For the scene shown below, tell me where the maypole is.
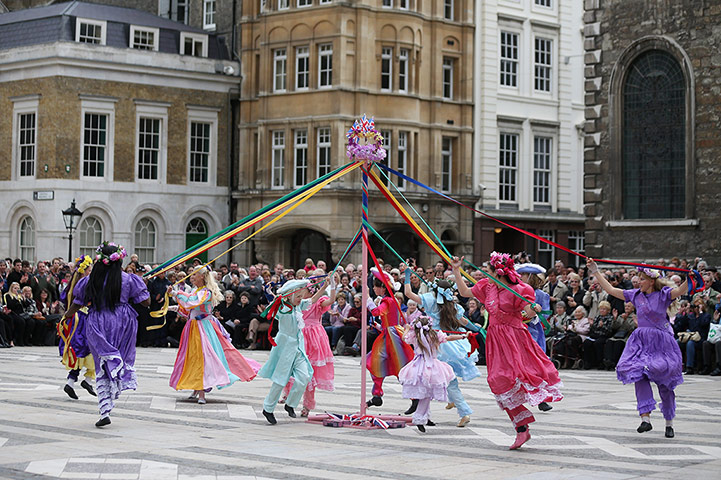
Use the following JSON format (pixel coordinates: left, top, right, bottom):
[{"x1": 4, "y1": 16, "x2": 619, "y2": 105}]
[{"x1": 360, "y1": 169, "x2": 369, "y2": 416}]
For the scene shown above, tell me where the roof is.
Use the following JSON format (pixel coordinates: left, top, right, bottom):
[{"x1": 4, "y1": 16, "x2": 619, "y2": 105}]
[{"x1": 0, "y1": 1, "x2": 227, "y2": 59}]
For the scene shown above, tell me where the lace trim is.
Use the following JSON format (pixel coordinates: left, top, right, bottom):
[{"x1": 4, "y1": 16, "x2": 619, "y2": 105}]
[
  {"x1": 95, "y1": 355, "x2": 137, "y2": 416},
  {"x1": 309, "y1": 356, "x2": 335, "y2": 367},
  {"x1": 494, "y1": 378, "x2": 564, "y2": 410},
  {"x1": 511, "y1": 408, "x2": 535, "y2": 426}
]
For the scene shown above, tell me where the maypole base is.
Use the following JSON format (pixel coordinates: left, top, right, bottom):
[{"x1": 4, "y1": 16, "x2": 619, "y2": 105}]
[{"x1": 307, "y1": 413, "x2": 412, "y2": 430}]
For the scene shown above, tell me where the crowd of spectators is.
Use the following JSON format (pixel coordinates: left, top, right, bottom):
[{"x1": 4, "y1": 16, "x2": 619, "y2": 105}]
[{"x1": 2, "y1": 253, "x2": 720, "y2": 377}]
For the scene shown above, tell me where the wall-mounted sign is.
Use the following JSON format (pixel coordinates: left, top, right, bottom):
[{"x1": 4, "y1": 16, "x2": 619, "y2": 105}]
[{"x1": 33, "y1": 191, "x2": 54, "y2": 201}]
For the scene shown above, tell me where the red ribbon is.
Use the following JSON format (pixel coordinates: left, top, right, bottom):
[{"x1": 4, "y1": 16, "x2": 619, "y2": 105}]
[{"x1": 443, "y1": 331, "x2": 480, "y2": 357}]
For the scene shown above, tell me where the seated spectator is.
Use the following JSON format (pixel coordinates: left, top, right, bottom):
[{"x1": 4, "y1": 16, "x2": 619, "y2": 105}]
[
  {"x1": 564, "y1": 273, "x2": 586, "y2": 316},
  {"x1": 295, "y1": 269, "x2": 307, "y2": 280},
  {"x1": 677, "y1": 298, "x2": 711, "y2": 374},
  {"x1": 546, "y1": 300, "x2": 570, "y2": 354},
  {"x1": 303, "y1": 258, "x2": 315, "y2": 273},
  {"x1": 701, "y1": 304, "x2": 721, "y2": 375},
  {"x1": 341, "y1": 294, "x2": 363, "y2": 355},
  {"x1": 405, "y1": 299, "x2": 422, "y2": 324},
  {"x1": 214, "y1": 290, "x2": 241, "y2": 335},
  {"x1": 36, "y1": 288, "x2": 62, "y2": 345},
  {"x1": 552, "y1": 306, "x2": 589, "y2": 369},
  {"x1": 603, "y1": 301, "x2": 637, "y2": 369},
  {"x1": 20, "y1": 285, "x2": 46, "y2": 345},
  {"x1": 325, "y1": 292, "x2": 350, "y2": 350},
  {"x1": 582, "y1": 300, "x2": 614, "y2": 369}
]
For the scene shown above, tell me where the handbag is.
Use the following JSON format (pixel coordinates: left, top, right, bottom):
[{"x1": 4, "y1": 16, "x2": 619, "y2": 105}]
[
  {"x1": 677, "y1": 331, "x2": 701, "y2": 343},
  {"x1": 708, "y1": 323, "x2": 721, "y2": 344},
  {"x1": 613, "y1": 329, "x2": 627, "y2": 339}
]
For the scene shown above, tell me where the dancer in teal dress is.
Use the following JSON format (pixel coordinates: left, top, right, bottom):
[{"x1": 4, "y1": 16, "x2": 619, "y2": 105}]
[
  {"x1": 404, "y1": 270, "x2": 480, "y2": 427},
  {"x1": 259, "y1": 278, "x2": 329, "y2": 424}
]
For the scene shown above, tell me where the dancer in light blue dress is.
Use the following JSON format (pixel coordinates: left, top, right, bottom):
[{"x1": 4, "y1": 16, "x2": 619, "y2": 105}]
[{"x1": 404, "y1": 269, "x2": 481, "y2": 427}]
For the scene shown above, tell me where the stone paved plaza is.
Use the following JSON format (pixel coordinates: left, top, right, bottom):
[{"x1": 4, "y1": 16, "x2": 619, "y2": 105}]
[{"x1": 1, "y1": 347, "x2": 720, "y2": 480}]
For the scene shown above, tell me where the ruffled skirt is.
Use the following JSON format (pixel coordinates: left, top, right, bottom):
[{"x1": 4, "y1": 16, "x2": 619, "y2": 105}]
[
  {"x1": 616, "y1": 327, "x2": 683, "y2": 390},
  {"x1": 366, "y1": 325, "x2": 414, "y2": 378},
  {"x1": 486, "y1": 322, "x2": 563, "y2": 410},
  {"x1": 170, "y1": 316, "x2": 260, "y2": 391},
  {"x1": 303, "y1": 323, "x2": 334, "y2": 391},
  {"x1": 399, "y1": 355, "x2": 455, "y2": 401}
]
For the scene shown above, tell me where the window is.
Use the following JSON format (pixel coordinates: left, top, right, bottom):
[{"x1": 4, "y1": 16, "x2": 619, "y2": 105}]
[
  {"x1": 381, "y1": 130, "x2": 391, "y2": 185},
  {"x1": 317, "y1": 127, "x2": 331, "y2": 177},
  {"x1": 294, "y1": 130, "x2": 308, "y2": 187},
  {"x1": 189, "y1": 122, "x2": 211, "y2": 183},
  {"x1": 381, "y1": 47, "x2": 393, "y2": 91},
  {"x1": 12, "y1": 96, "x2": 38, "y2": 180},
  {"x1": 272, "y1": 131, "x2": 285, "y2": 189},
  {"x1": 318, "y1": 44, "x2": 333, "y2": 88},
  {"x1": 442, "y1": 57, "x2": 454, "y2": 99},
  {"x1": 83, "y1": 113, "x2": 108, "y2": 178},
  {"x1": 180, "y1": 33, "x2": 208, "y2": 57},
  {"x1": 320, "y1": 0, "x2": 331, "y2": 3},
  {"x1": 535, "y1": 0, "x2": 551, "y2": 7},
  {"x1": 138, "y1": 118, "x2": 160, "y2": 180},
  {"x1": 80, "y1": 96, "x2": 115, "y2": 180},
  {"x1": 134, "y1": 218, "x2": 156, "y2": 264},
  {"x1": 537, "y1": 230, "x2": 555, "y2": 268},
  {"x1": 382, "y1": 0, "x2": 392, "y2": 6},
  {"x1": 187, "y1": 218, "x2": 207, "y2": 235},
  {"x1": 169, "y1": 0, "x2": 188, "y2": 23},
  {"x1": 397, "y1": 131, "x2": 407, "y2": 190},
  {"x1": 130, "y1": 26, "x2": 159, "y2": 50},
  {"x1": 298, "y1": 0, "x2": 311, "y2": 6},
  {"x1": 273, "y1": 48, "x2": 287, "y2": 92},
  {"x1": 533, "y1": 136, "x2": 552, "y2": 205},
  {"x1": 534, "y1": 37, "x2": 552, "y2": 92},
  {"x1": 399, "y1": 0, "x2": 408, "y2": 9},
  {"x1": 398, "y1": 49, "x2": 408, "y2": 92},
  {"x1": 278, "y1": 0, "x2": 289, "y2": 9},
  {"x1": 78, "y1": 217, "x2": 103, "y2": 257},
  {"x1": 76, "y1": 19, "x2": 106, "y2": 45},
  {"x1": 622, "y1": 50, "x2": 686, "y2": 219},
  {"x1": 203, "y1": 0, "x2": 216, "y2": 29},
  {"x1": 500, "y1": 31, "x2": 519, "y2": 87},
  {"x1": 568, "y1": 231, "x2": 585, "y2": 256},
  {"x1": 499, "y1": 133, "x2": 518, "y2": 202},
  {"x1": 441, "y1": 137, "x2": 452, "y2": 192},
  {"x1": 296, "y1": 46, "x2": 309, "y2": 90},
  {"x1": 19, "y1": 216, "x2": 35, "y2": 261},
  {"x1": 444, "y1": 0, "x2": 454, "y2": 20}
]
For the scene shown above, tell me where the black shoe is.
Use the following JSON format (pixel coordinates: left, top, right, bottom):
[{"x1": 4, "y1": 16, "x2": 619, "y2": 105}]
[
  {"x1": 366, "y1": 396, "x2": 383, "y2": 408},
  {"x1": 80, "y1": 380, "x2": 96, "y2": 397},
  {"x1": 685, "y1": 367, "x2": 696, "y2": 375},
  {"x1": 637, "y1": 421, "x2": 653, "y2": 433},
  {"x1": 64, "y1": 384, "x2": 79, "y2": 400},
  {"x1": 284, "y1": 404, "x2": 296, "y2": 418},
  {"x1": 710, "y1": 368, "x2": 721, "y2": 376},
  {"x1": 538, "y1": 402, "x2": 553, "y2": 412},
  {"x1": 95, "y1": 417, "x2": 111, "y2": 427},
  {"x1": 699, "y1": 367, "x2": 712, "y2": 375},
  {"x1": 404, "y1": 399, "x2": 419, "y2": 415},
  {"x1": 426, "y1": 420, "x2": 436, "y2": 426},
  {"x1": 262, "y1": 410, "x2": 277, "y2": 425},
  {"x1": 665, "y1": 426, "x2": 675, "y2": 438},
  {"x1": 416, "y1": 424, "x2": 425, "y2": 432}
]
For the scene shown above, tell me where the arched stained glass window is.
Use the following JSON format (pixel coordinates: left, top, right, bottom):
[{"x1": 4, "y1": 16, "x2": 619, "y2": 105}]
[
  {"x1": 622, "y1": 50, "x2": 685, "y2": 219},
  {"x1": 78, "y1": 217, "x2": 103, "y2": 257}
]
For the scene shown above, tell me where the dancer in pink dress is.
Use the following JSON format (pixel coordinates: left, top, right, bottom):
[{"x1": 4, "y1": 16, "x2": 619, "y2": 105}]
[
  {"x1": 282, "y1": 272, "x2": 340, "y2": 416},
  {"x1": 452, "y1": 253, "x2": 563, "y2": 449}
]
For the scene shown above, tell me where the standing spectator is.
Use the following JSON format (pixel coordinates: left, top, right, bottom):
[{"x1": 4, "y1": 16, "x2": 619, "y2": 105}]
[
  {"x1": 543, "y1": 270, "x2": 568, "y2": 309},
  {"x1": 702, "y1": 305, "x2": 721, "y2": 376},
  {"x1": 583, "y1": 275, "x2": 609, "y2": 320},
  {"x1": 679, "y1": 299, "x2": 711, "y2": 374},
  {"x1": 564, "y1": 273, "x2": 586, "y2": 316},
  {"x1": 6, "y1": 259, "x2": 24, "y2": 290},
  {"x1": 34, "y1": 261, "x2": 58, "y2": 303},
  {"x1": 603, "y1": 302, "x2": 638, "y2": 369},
  {"x1": 236, "y1": 266, "x2": 264, "y2": 307},
  {"x1": 0, "y1": 260, "x2": 9, "y2": 294},
  {"x1": 325, "y1": 293, "x2": 350, "y2": 351}
]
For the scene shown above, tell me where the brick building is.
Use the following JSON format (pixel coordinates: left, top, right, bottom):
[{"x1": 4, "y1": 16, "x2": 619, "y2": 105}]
[
  {"x1": 0, "y1": 1, "x2": 240, "y2": 263},
  {"x1": 583, "y1": 0, "x2": 721, "y2": 265},
  {"x1": 235, "y1": 1, "x2": 476, "y2": 268}
]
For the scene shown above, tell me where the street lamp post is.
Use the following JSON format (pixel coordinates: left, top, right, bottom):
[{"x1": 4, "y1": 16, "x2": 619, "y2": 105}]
[{"x1": 62, "y1": 199, "x2": 83, "y2": 262}]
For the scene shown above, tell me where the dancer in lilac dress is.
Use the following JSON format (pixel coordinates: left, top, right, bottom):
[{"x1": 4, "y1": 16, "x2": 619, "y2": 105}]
[
  {"x1": 588, "y1": 259, "x2": 687, "y2": 438},
  {"x1": 62, "y1": 242, "x2": 149, "y2": 427}
]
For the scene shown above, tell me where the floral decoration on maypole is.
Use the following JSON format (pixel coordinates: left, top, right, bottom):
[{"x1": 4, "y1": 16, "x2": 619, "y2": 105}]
[{"x1": 346, "y1": 114, "x2": 386, "y2": 163}]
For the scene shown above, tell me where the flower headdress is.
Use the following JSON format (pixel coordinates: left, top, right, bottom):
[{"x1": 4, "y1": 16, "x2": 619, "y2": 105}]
[
  {"x1": 95, "y1": 241, "x2": 127, "y2": 265},
  {"x1": 638, "y1": 267, "x2": 662, "y2": 279},
  {"x1": 74, "y1": 255, "x2": 93, "y2": 274},
  {"x1": 346, "y1": 114, "x2": 386, "y2": 163},
  {"x1": 490, "y1": 251, "x2": 521, "y2": 283}
]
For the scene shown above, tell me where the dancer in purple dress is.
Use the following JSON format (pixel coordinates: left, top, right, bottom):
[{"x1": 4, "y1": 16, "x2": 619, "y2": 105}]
[
  {"x1": 62, "y1": 242, "x2": 149, "y2": 428},
  {"x1": 588, "y1": 259, "x2": 687, "y2": 438}
]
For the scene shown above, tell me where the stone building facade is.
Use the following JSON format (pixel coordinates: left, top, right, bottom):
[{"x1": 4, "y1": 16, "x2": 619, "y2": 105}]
[
  {"x1": 473, "y1": 0, "x2": 586, "y2": 268},
  {"x1": 583, "y1": 0, "x2": 721, "y2": 265},
  {"x1": 0, "y1": 2, "x2": 240, "y2": 264},
  {"x1": 236, "y1": 0, "x2": 475, "y2": 268}
]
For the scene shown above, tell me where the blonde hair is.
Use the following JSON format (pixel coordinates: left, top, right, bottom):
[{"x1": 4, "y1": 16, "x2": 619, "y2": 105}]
[
  {"x1": 598, "y1": 300, "x2": 611, "y2": 311},
  {"x1": 191, "y1": 266, "x2": 224, "y2": 307},
  {"x1": 639, "y1": 272, "x2": 675, "y2": 292}
]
